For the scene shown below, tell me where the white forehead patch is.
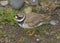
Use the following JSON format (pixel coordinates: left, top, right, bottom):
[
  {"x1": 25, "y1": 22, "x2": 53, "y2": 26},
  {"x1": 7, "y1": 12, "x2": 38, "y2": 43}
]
[{"x1": 15, "y1": 16, "x2": 18, "y2": 18}]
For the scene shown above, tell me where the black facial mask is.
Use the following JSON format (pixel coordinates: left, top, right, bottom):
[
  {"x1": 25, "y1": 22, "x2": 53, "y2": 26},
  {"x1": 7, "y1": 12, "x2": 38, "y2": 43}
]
[{"x1": 16, "y1": 15, "x2": 23, "y2": 20}]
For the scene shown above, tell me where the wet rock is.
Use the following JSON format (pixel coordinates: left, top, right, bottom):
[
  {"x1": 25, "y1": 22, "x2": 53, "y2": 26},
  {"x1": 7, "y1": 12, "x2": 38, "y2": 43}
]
[
  {"x1": 29, "y1": 0, "x2": 39, "y2": 6},
  {"x1": 0, "y1": 1, "x2": 8, "y2": 6},
  {"x1": 9, "y1": 0, "x2": 24, "y2": 9},
  {"x1": 50, "y1": 19, "x2": 59, "y2": 25}
]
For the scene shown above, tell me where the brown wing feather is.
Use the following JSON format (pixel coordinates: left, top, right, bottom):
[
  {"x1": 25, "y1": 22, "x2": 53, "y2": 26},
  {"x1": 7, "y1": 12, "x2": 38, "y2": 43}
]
[{"x1": 24, "y1": 12, "x2": 51, "y2": 26}]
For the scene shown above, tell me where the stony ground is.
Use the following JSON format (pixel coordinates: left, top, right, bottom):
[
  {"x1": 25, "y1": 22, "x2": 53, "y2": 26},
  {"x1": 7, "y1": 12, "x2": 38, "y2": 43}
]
[{"x1": 0, "y1": 23, "x2": 60, "y2": 43}]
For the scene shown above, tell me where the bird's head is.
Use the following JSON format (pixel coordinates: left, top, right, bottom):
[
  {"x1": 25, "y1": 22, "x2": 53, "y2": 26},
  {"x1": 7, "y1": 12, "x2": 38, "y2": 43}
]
[{"x1": 14, "y1": 14, "x2": 25, "y2": 22}]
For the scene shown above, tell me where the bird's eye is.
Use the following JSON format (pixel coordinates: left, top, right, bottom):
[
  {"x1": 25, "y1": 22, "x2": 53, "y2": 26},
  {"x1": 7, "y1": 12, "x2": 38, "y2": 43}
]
[
  {"x1": 15, "y1": 15, "x2": 23, "y2": 19},
  {"x1": 17, "y1": 17, "x2": 23, "y2": 20}
]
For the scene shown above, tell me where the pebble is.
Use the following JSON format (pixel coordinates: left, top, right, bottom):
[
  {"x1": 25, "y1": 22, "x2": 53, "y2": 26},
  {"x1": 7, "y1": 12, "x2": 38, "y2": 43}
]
[
  {"x1": 24, "y1": 7, "x2": 32, "y2": 14},
  {"x1": 50, "y1": 19, "x2": 59, "y2": 25},
  {"x1": 36, "y1": 38, "x2": 40, "y2": 41},
  {"x1": 9, "y1": 0, "x2": 24, "y2": 9},
  {"x1": 29, "y1": 0, "x2": 39, "y2": 5},
  {"x1": 0, "y1": 1, "x2": 8, "y2": 6}
]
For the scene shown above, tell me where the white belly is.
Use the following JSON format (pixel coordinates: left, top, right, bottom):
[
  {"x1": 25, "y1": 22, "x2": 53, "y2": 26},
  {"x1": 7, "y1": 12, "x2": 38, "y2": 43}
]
[
  {"x1": 18, "y1": 23, "x2": 33, "y2": 28},
  {"x1": 18, "y1": 22, "x2": 44, "y2": 29}
]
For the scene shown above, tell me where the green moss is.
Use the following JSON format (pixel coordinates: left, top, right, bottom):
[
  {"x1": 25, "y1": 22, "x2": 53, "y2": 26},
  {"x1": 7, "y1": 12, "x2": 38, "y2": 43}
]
[
  {"x1": 57, "y1": 34, "x2": 60, "y2": 39},
  {"x1": 0, "y1": 10, "x2": 17, "y2": 25},
  {"x1": 0, "y1": 30, "x2": 6, "y2": 35},
  {"x1": 8, "y1": 34, "x2": 15, "y2": 39},
  {"x1": 0, "y1": 10, "x2": 4, "y2": 16},
  {"x1": 33, "y1": 6, "x2": 41, "y2": 13}
]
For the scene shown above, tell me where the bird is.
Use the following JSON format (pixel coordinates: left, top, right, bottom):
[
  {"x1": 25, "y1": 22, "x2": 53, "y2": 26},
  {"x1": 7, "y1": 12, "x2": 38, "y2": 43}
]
[{"x1": 15, "y1": 12, "x2": 51, "y2": 29}]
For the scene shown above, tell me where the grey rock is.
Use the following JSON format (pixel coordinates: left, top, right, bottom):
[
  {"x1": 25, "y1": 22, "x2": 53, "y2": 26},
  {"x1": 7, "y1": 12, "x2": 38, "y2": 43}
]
[
  {"x1": 9, "y1": 0, "x2": 24, "y2": 9},
  {"x1": 50, "y1": 19, "x2": 59, "y2": 25}
]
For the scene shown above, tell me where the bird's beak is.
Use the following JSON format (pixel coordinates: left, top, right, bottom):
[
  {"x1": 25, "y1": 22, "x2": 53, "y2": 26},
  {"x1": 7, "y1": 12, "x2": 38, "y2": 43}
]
[{"x1": 13, "y1": 16, "x2": 17, "y2": 21}]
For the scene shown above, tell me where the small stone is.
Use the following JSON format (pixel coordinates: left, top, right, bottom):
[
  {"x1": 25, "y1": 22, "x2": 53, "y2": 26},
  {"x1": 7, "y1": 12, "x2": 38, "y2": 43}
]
[
  {"x1": 36, "y1": 38, "x2": 40, "y2": 41},
  {"x1": 29, "y1": 0, "x2": 39, "y2": 5},
  {"x1": 0, "y1": 1, "x2": 8, "y2": 6},
  {"x1": 9, "y1": 0, "x2": 24, "y2": 9},
  {"x1": 24, "y1": 7, "x2": 32, "y2": 14},
  {"x1": 50, "y1": 19, "x2": 59, "y2": 25}
]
